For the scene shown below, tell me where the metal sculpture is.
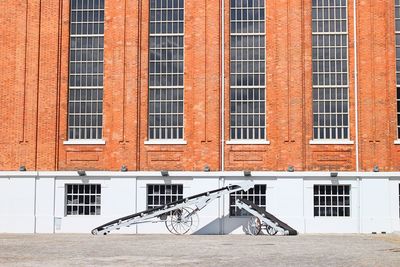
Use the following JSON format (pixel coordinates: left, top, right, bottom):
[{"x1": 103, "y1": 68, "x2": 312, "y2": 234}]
[
  {"x1": 92, "y1": 181, "x2": 254, "y2": 235},
  {"x1": 236, "y1": 198, "x2": 298, "y2": 236}
]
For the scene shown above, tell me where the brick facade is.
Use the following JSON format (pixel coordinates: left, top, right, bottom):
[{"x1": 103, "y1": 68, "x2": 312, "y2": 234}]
[{"x1": 1, "y1": 0, "x2": 399, "y2": 171}]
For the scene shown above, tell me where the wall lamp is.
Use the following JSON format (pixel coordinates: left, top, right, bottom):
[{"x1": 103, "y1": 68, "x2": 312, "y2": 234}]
[
  {"x1": 244, "y1": 170, "x2": 251, "y2": 177},
  {"x1": 19, "y1": 166, "x2": 26, "y2": 171},
  {"x1": 287, "y1": 166, "x2": 295, "y2": 172},
  {"x1": 161, "y1": 170, "x2": 169, "y2": 177},
  {"x1": 77, "y1": 170, "x2": 86, "y2": 176},
  {"x1": 373, "y1": 165, "x2": 379, "y2": 172},
  {"x1": 330, "y1": 172, "x2": 338, "y2": 178},
  {"x1": 121, "y1": 165, "x2": 128, "y2": 172},
  {"x1": 203, "y1": 165, "x2": 210, "y2": 172}
]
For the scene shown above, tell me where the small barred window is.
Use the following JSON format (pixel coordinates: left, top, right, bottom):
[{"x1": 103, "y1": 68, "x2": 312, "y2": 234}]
[
  {"x1": 65, "y1": 184, "x2": 101, "y2": 216},
  {"x1": 147, "y1": 184, "x2": 183, "y2": 209},
  {"x1": 313, "y1": 185, "x2": 350, "y2": 217}
]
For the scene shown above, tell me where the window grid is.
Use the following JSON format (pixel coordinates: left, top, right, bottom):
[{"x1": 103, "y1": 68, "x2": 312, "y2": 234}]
[
  {"x1": 313, "y1": 185, "x2": 350, "y2": 217},
  {"x1": 68, "y1": 0, "x2": 105, "y2": 140},
  {"x1": 65, "y1": 184, "x2": 101, "y2": 216},
  {"x1": 229, "y1": 184, "x2": 267, "y2": 216},
  {"x1": 395, "y1": 0, "x2": 400, "y2": 138},
  {"x1": 147, "y1": 184, "x2": 183, "y2": 209},
  {"x1": 149, "y1": 0, "x2": 184, "y2": 140},
  {"x1": 312, "y1": 0, "x2": 350, "y2": 140},
  {"x1": 230, "y1": 0, "x2": 266, "y2": 140}
]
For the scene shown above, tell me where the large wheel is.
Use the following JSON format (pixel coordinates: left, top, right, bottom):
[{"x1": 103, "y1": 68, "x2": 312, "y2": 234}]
[
  {"x1": 165, "y1": 214, "x2": 177, "y2": 234},
  {"x1": 246, "y1": 216, "x2": 262, "y2": 236},
  {"x1": 166, "y1": 207, "x2": 199, "y2": 235},
  {"x1": 266, "y1": 225, "x2": 278, "y2": 236}
]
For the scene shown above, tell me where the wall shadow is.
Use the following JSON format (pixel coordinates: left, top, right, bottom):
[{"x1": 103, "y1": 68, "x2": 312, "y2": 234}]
[{"x1": 193, "y1": 215, "x2": 249, "y2": 235}]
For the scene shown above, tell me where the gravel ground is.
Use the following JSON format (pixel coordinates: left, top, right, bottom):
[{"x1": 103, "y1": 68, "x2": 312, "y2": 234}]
[{"x1": 0, "y1": 234, "x2": 399, "y2": 266}]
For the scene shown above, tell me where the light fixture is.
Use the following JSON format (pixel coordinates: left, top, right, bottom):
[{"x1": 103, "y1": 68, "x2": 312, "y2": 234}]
[
  {"x1": 161, "y1": 170, "x2": 169, "y2": 177},
  {"x1": 19, "y1": 165, "x2": 26, "y2": 171},
  {"x1": 77, "y1": 170, "x2": 86, "y2": 176},
  {"x1": 373, "y1": 165, "x2": 379, "y2": 172},
  {"x1": 121, "y1": 165, "x2": 128, "y2": 172},
  {"x1": 203, "y1": 165, "x2": 210, "y2": 172},
  {"x1": 330, "y1": 172, "x2": 338, "y2": 178},
  {"x1": 287, "y1": 166, "x2": 294, "y2": 172},
  {"x1": 244, "y1": 170, "x2": 251, "y2": 177}
]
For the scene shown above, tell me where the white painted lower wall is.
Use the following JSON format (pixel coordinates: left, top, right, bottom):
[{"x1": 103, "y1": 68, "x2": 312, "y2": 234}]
[{"x1": 0, "y1": 171, "x2": 399, "y2": 234}]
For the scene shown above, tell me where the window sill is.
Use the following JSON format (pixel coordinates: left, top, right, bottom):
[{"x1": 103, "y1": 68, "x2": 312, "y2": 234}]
[
  {"x1": 144, "y1": 140, "x2": 187, "y2": 145},
  {"x1": 394, "y1": 140, "x2": 400, "y2": 145},
  {"x1": 226, "y1": 140, "x2": 270, "y2": 145},
  {"x1": 309, "y1": 140, "x2": 354, "y2": 145},
  {"x1": 63, "y1": 140, "x2": 106, "y2": 145}
]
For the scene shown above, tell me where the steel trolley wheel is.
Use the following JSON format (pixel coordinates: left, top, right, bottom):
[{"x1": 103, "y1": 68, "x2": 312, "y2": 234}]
[
  {"x1": 165, "y1": 207, "x2": 199, "y2": 235},
  {"x1": 246, "y1": 216, "x2": 262, "y2": 236}
]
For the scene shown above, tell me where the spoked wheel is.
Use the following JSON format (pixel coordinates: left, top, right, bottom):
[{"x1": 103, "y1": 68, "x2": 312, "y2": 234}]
[
  {"x1": 246, "y1": 216, "x2": 262, "y2": 236},
  {"x1": 266, "y1": 225, "x2": 278, "y2": 236},
  {"x1": 165, "y1": 207, "x2": 199, "y2": 235},
  {"x1": 165, "y1": 213, "x2": 175, "y2": 234}
]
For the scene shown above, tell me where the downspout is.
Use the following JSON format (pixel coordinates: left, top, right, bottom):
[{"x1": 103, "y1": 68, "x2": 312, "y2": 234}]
[
  {"x1": 136, "y1": 0, "x2": 142, "y2": 170},
  {"x1": 34, "y1": 0, "x2": 42, "y2": 170},
  {"x1": 353, "y1": 0, "x2": 360, "y2": 172},
  {"x1": 221, "y1": 0, "x2": 225, "y2": 171}
]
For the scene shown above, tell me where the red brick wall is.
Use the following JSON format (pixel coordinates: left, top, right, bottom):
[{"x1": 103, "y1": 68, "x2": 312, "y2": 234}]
[
  {"x1": 1, "y1": 0, "x2": 399, "y2": 172},
  {"x1": 357, "y1": 0, "x2": 399, "y2": 171}
]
